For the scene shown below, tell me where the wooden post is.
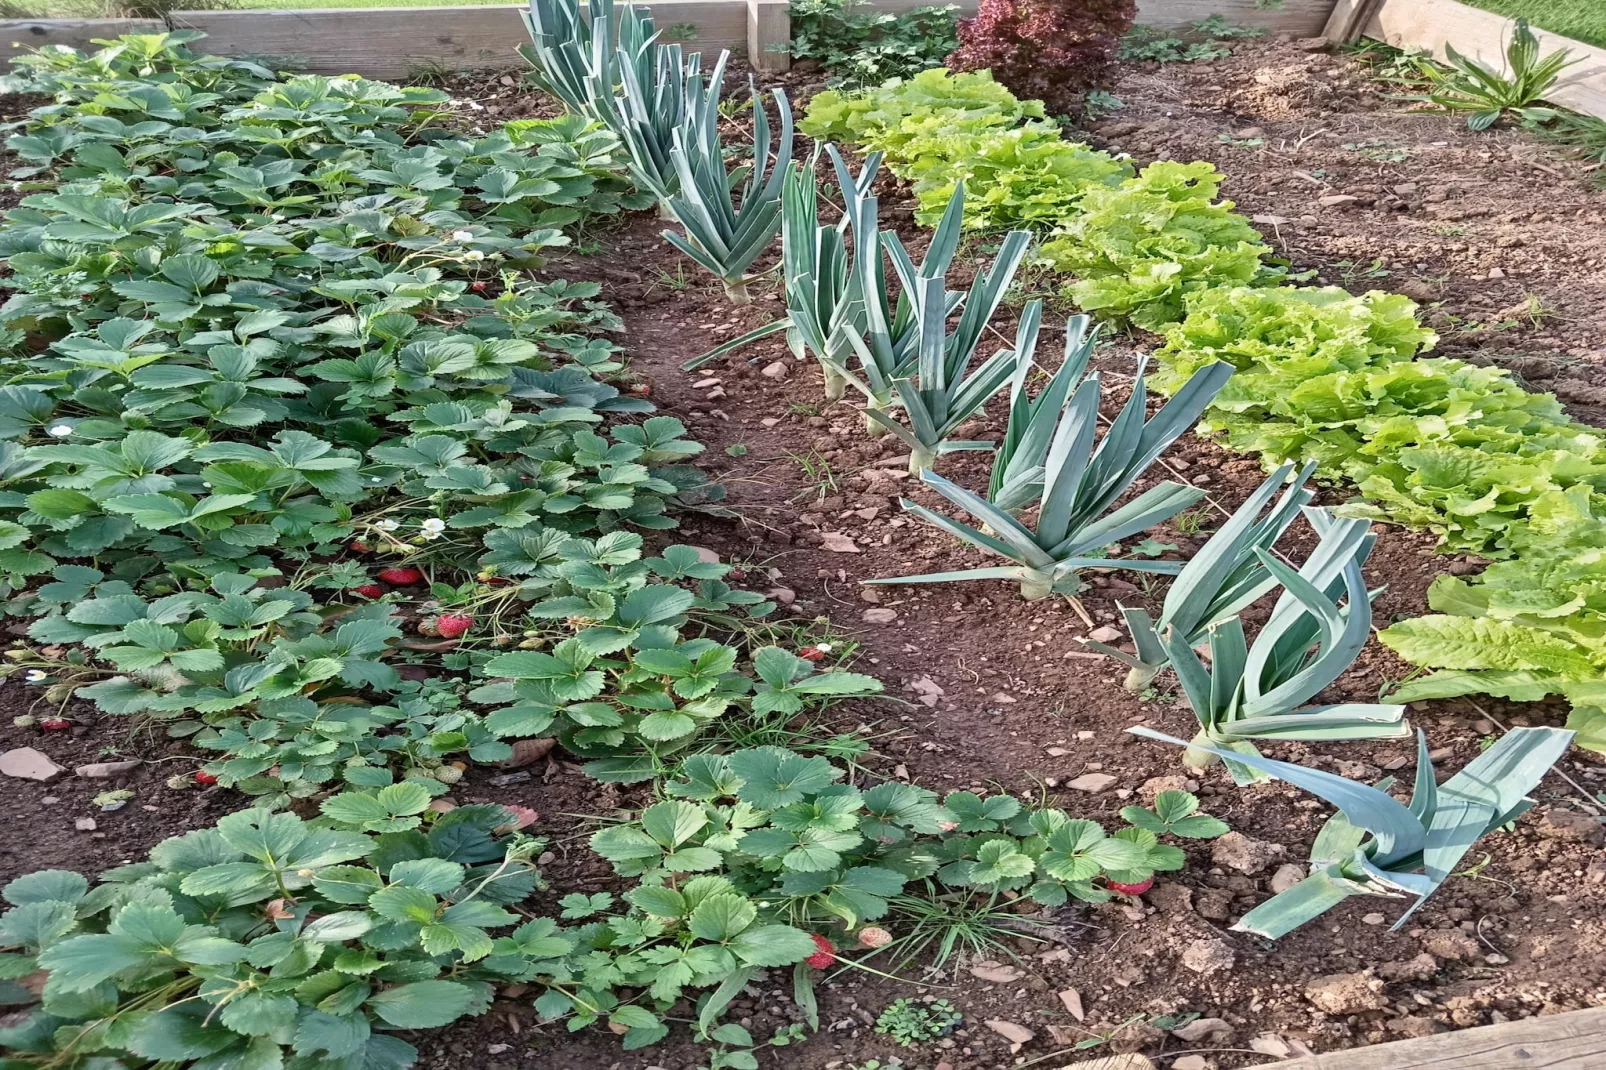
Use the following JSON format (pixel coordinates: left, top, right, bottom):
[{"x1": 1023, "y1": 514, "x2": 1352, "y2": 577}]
[
  {"x1": 747, "y1": 0, "x2": 789, "y2": 72},
  {"x1": 1323, "y1": 0, "x2": 1386, "y2": 43}
]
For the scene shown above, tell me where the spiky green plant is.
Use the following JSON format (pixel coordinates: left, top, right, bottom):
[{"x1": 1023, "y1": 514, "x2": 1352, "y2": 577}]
[
  {"x1": 520, "y1": 0, "x2": 629, "y2": 116},
  {"x1": 663, "y1": 84, "x2": 793, "y2": 302},
  {"x1": 614, "y1": 40, "x2": 725, "y2": 207},
  {"x1": 987, "y1": 304, "x2": 1076, "y2": 513},
  {"x1": 779, "y1": 146, "x2": 879, "y2": 392},
  {"x1": 1132, "y1": 724, "x2": 1574, "y2": 937},
  {"x1": 520, "y1": 0, "x2": 719, "y2": 206},
  {"x1": 857, "y1": 264, "x2": 1033, "y2": 474},
  {"x1": 840, "y1": 183, "x2": 1026, "y2": 438},
  {"x1": 866, "y1": 357, "x2": 1231, "y2": 600},
  {"x1": 1085, "y1": 461, "x2": 1317, "y2": 690},
  {"x1": 1412, "y1": 16, "x2": 1577, "y2": 130},
  {"x1": 1161, "y1": 508, "x2": 1408, "y2": 783}
]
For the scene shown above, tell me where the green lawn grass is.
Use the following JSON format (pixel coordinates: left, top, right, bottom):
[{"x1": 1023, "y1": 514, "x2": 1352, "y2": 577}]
[{"x1": 1463, "y1": 0, "x2": 1606, "y2": 51}]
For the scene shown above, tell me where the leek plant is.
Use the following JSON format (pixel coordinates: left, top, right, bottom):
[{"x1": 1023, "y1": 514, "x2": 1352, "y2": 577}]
[
  {"x1": 841, "y1": 184, "x2": 1027, "y2": 437},
  {"x1": 1162, "y1": 509, "x2": 1408, "y2": 784},
  {"x1": 986, "y1": 303, "x2": 1069, "y2": 512},
  {"x1": 680, "y1": 145, "x2": 881, "y2": 374},
  {"x1": 520, "y1": 0, "x2": 632, "y2": 117},
  {"x1": 867, "y1": 357, "x2": 1232, "y2": 600},
  {"x1": 1085, "y1": 461, "x2": 1317, "y2": 691},
  {"x1": 664, "y1": 84, "x2": 793, "y2": 302},
  {"x1": 615, "y1": 43, "x2": 725, "y2": 208},
  {"x1": 857, "y1": 270, "x2": 1032, "y2": 473},
  {"x1": 1132, "y1": 725, "x2": 1575, "y2": 937},
  {"x1": 522, "y1": 0, "x2": 722, "y2": 207},
  {"x1": 778, "y1": 147, "x2": 879, "y2": 395}
]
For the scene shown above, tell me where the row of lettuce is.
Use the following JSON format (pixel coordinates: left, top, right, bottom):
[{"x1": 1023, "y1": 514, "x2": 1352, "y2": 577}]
[
  {"x1": 798, "y1": 66, "x2": 1606, "y2": 749},
  {"x1": 0, "y1": 31, "x2": 1227, "y2": 1070}
]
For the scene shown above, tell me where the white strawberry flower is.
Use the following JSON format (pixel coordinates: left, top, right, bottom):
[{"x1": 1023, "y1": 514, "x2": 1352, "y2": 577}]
[
  {"x1": 47, "y1": 424, "x2": 72, "y2": 437},
  {"x1": 420, "y1": 518, "x2": 447, "y2": 534}
]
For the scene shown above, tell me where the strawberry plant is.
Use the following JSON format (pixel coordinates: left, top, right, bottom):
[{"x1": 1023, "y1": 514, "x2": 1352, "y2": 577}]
[{"x1": 0, "y1": 799, "x2": 551, "y2": 1070}]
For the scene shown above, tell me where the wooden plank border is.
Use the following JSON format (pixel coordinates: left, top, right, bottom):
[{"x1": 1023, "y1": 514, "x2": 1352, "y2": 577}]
[
  {"x1": 1262, "y1": 1004, "x2": 1606, "y2": 1069},
  {"x1": 0, "y1": 0, "x2": 1338, "y2": 81},
  {"x1": 1365, "y1": 0, "x2": 1606, "y2": 121}
]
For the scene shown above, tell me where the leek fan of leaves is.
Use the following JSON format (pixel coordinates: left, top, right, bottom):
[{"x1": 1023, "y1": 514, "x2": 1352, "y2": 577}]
[
  {"x1": 870, "y1": 355, "x2": 1231, "y2": 599},
  {"x1": 663, "y1": 84, "x2": 794, "y2": 301},
  {"x1": 1132, "y1": 725, "x2": 1574, "y2": 937},
  {"x1": 1163, "y1": 509, "x2": 1409, "y2": 785},
  {"x1": 1085, "y1": 461, "x2": 1316, "y2": 690}
]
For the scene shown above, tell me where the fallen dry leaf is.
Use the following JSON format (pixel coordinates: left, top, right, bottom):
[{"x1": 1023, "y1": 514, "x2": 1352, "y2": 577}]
[
  {"x1": 1057, "y1": 987, "x2": 1085, "y2": 1021},
  {"x1": 983, "y1": 1019, "x2": 1034, "y2": 1051},
  {"x1": 969, "y1": 962, "x2": 1023, "y2": 984},
  {"x1": 499, "y1": 737, "x2": 557, "y2": 769},
  {"x1": 495, "y1": 804, "x2": 539, "y2": 833},
  {"x1": 820, "y1": 532, "x2": 860, "y2": 553}
]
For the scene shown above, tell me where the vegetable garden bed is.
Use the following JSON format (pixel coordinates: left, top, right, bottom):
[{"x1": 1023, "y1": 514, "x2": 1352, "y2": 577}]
[{"x1": 0, "y1": 13, "x2": 1604, "y2": 1070}]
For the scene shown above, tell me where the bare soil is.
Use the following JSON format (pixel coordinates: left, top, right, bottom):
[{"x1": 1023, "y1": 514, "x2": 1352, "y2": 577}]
[{"x1": 3, "y1": 38, "x2": 1606, "y2": 1070}]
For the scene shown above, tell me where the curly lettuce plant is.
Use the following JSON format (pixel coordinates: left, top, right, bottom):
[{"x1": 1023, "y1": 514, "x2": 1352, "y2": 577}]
[
  {"x1": 1041, "y1": 160, "x2": 1289, "y2": 331},
  {"x1": 798, "y1": 67, "x2": 1044, "y2": 163},
  {"x1": 1380, "y1": 490, "x2": 1606, "y2": 752}
]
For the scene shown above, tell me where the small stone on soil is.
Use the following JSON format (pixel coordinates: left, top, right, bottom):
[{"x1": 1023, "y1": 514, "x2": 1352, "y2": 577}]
[
  {"x1": 0, "y1": 747, "x2": 65, "y2": 781},
  {"x1": 1066, "y1": 773, "x2": 1116, "y2": 792},
  {"x1": 1212, "y1": 831, "x2": 1286, "y2": 875},
  {"x1": 74, "y1": 760, "x2": 141, "y2": 778},
  {"x1": 1269, "y1": 862, "x2": 1306, "y2": 892},
  {"x1": 1181, "y1": 936, "x2": 1236, "y2": 975},
  {"x1": 1304, "y1": 970, "x2": 1388, "y2": 1015},
  {"x1": 860, "y1": 607, "x2": 897, "y2": 624}
]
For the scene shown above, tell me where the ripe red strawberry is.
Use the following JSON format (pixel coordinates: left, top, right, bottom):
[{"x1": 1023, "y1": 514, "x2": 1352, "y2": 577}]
[
  {"x1": 728, "y1": 568, "x2": 747, "y2": 581},
  {"x1": 1107, "y1": 876, "x2": 1154, "y2": 896},
  {"x1": 348, "y1": 540, "x2": 372, "y2": 554},
  {"x1": 194, "y1": 770, "x2": 218, "y2": 785},
  {"x1": 352, "y1": 583, "x2": 384, "y2": 599},
  {"x1": 804, "y1": 933, "x2": 836, "y2": 969},
  {"x1": 798, "y1": 646, "x2": 826, "y2": 662},
  {"x1": 377, "y1": 567, "x2": 425, "y2": 586},
  {"x1": 435, "y1": 613, "x2": 474, "y2": 639},
  {"x1": 39, "y1": 717, "x2": 71, "y2": 731},
  {"x1": 627, "y1": 382, "x2": 651, "y2": 396},
  {"x1": 471, "y1": 280, "x2": 488, "y2": 291}
]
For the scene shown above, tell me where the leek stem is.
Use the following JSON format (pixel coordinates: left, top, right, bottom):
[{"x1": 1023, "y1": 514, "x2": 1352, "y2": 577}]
[{"x1": 1019, "y1": 571, "x2": 1053, "y2": 600}]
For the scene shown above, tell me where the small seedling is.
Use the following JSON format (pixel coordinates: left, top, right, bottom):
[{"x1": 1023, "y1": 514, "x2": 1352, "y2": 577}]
[{"x1": 874, "y1": 998, "x2": 963, "y2": 1046}]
